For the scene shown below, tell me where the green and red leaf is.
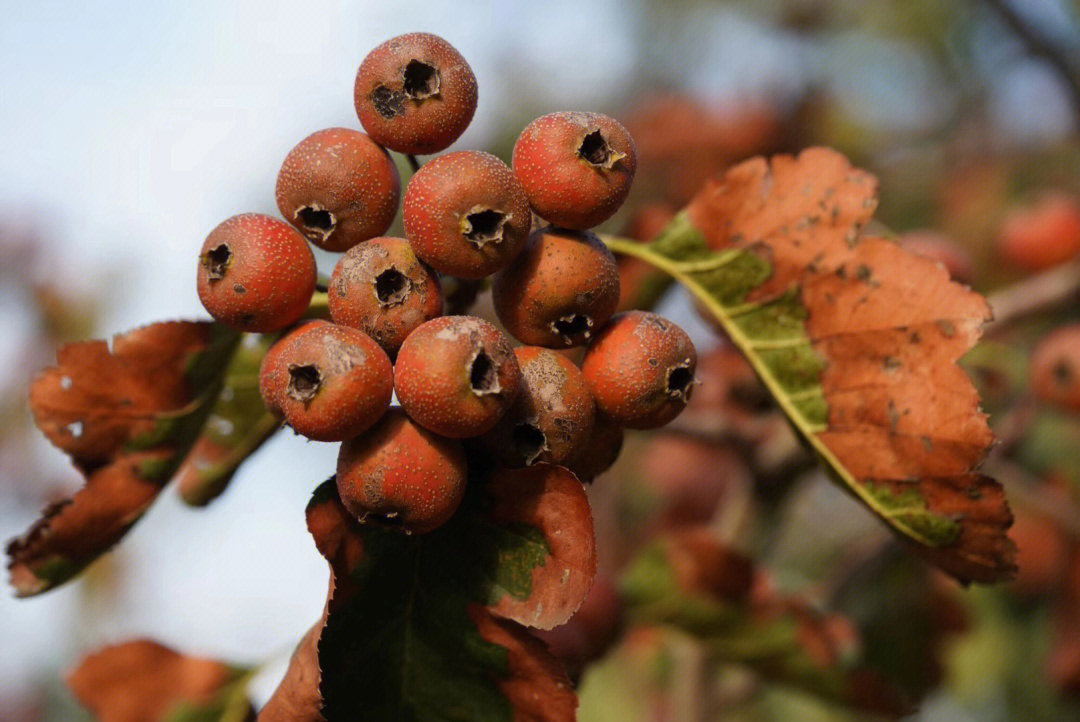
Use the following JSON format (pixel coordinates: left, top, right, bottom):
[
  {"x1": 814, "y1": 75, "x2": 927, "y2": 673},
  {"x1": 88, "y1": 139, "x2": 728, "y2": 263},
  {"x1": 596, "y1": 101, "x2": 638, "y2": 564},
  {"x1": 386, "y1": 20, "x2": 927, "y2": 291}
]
[
  {"x1": 260, "y1": 466, "x2": 594, "y2": 722},
  {"x1": 67, "y1": 639, "x2": 254, "y2": 722},
  {"x1": 176, "y1": 334, "x2": 281, "y2": 507},
  {"x1": 6, "y1": 321, "x2": 239, "y2": 595},
  {"x1": 605, "y1": 148, "x2": 1015, "y2": 584}
]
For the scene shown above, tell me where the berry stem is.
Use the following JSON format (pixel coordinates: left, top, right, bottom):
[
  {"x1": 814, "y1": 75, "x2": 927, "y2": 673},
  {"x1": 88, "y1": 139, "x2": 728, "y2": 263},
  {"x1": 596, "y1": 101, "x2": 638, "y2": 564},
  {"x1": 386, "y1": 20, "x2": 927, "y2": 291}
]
[{"x1": 984, "y1": 258, "x2": 1080, "y2": 332}]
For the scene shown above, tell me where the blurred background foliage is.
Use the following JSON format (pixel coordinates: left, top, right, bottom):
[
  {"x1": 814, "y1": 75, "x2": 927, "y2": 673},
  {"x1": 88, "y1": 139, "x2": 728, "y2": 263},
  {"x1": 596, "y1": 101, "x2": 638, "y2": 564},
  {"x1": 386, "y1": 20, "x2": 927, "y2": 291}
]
[{"x1": 3, "y1": 0, "x2": 1080, "y2": 720}]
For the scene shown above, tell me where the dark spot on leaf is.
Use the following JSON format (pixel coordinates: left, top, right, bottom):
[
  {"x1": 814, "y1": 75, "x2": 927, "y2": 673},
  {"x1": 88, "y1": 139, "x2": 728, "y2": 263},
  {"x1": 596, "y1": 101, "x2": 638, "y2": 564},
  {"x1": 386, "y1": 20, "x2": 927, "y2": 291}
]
[
  {"x1": 463, "y1": 208, "x2": 507, "y2": 248},
  {"x1": 402, "y1": 60, "x2": 440, "y2": 100},
  {"x1": 921, "y1": 435, "x2": 933, "y2": 451},
  {"x1": 883, "y1": 356, "x2": 901, "y2": 372},
  {"x1": 937, "y1": 320, "x2": 956, "y2": 338},
  {"x1": 855, "y1": 264, "x2": 872, "y2": 282},
  {"x1": 469, "y1": 350, "x2": 500, "y2": 396},
  {"x1": 287, "y1": 364, "x2": 322, "y2": 403},
  {"x1": 203, "y1": 244, "x2": 231, "y2": 281},
  {"x1": 374, "y1": 268, "x2": 410, "y2": 307},
  {"x1": 371, "y1": 86, "x2": 406, "y2": 119}
]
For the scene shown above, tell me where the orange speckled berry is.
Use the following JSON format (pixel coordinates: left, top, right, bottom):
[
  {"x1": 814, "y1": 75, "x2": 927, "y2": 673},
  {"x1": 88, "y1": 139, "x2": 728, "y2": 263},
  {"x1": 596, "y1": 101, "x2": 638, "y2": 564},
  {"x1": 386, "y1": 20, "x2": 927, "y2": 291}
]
[
  {"x1": 328, "y1": 237, "x2": 443, "y2": 355},
  {"x1": 512, "y1": 111, "x2": 637, "y2": 230},
  {"x1": 1031, "y1": 324, "x2": 1080, "y2": 412},
  {"x1": 394, "y1": 316, "x2": 521, "y2": 438},
  {"x1": 336, "y1": 407, "x2": 467, "y2": 534},
  {"x1": 581, "y1": 311, "x2": 697, "y2": 429},
  {"x1": 478, "y1": 346, "x2": 595, "y2": 468},
  {"x1": 258, "y1": 320, "x2": 393, "y2": 442},
  {"x1": 196, "y1": 213, "x2": 317, "y2": 333},
  {"x1": 403, "y1": 150, "x2": 531, "y2": 278},
  {"x1": 354, "y1": 33, "x2": 478, "y2": 155},
  {"x1": 493, "y1": 227, "x2": 620, "y2": 348},
  {"x1": 275, "y1": 128, "x2": 400, "y2": 253}
]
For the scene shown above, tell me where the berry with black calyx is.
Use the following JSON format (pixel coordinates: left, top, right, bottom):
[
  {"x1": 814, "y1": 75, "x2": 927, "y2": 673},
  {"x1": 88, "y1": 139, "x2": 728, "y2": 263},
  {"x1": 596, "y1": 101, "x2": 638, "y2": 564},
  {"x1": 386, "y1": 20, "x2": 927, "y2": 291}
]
[
  {"x1": 581, "y1": 311, "x2": 697, "y2": 429},
  {"x1": 328, "y1": 237, "x2": 443, "y2": 355},
  {"x1": 478, "y1": 346, "x2": 595, "y2": 468},
  {"x1": 336, "y1": 407, "x2": 467, "y2": 534},
  {"x1": 394, "y1": 316, "x2": 522, "y2": 438},
  {"x1": 513, "y1": 111, "x2": 637, "y2": 230},
  {"x1": 258, "y1": 320, "x2": 393, "y2": 442},
  {"x1": 1031, "y1": 324, "x2": 1080, "y2": 412},
  {"x1": 403, "y1": 150, "x2": 531, "y2": 278},
  {"x1": 275, "y1": 128, "x2": 400, "y2": 252},
  {"x1": 197, "y1": 213, "x2": 317, "y2": 333},
  {"x1": 354, "y1": 32, "x2": 478, "y2": 155},
  {"x1": 493, "y1": 227, "x2": 620, "y2": 348}
]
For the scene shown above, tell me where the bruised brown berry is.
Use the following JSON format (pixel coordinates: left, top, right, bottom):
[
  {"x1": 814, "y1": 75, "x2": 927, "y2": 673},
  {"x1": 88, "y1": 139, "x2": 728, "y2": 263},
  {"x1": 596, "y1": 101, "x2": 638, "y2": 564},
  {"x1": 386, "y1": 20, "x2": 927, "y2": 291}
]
[
  {"x1": 582, "y1": 311, "x2": 697, "y2": 429},
  {"x1": 336, "y1": 407, "x2": 467, "y2": 534},
  {"x1": 354, "y1": 33, "x2": 478, "y2": 155},
  {"x1": 196, "y1": 214, "x2": 317, "y2": 332},
  {"x1": 328, "y1": 237, "x2": 443, "y2": 355},
  {"x1": 513, "y1": 111, "x2": 637, "y2": 230},
  {"x1": 1031, "y1": 324, "x2": 1080, "y2": 412},
  {"x1": 275, "y1": 128, "x2": 400, "y2": 252},
  {"x1": 478, "y1": 346, "x2": 594, "y2": 468},
  {"x1": 258, "y1": 321, "x2": 393, "y2": 441},
  {"x1": 394, "y1": 316, "x2": 521, "y2": 438},
  {"x1": 403, "y1": 150, "x2": 531, "y2": 278},
  {"x1": 493, "y1": 228, "x2": 620, "y2": 348}
]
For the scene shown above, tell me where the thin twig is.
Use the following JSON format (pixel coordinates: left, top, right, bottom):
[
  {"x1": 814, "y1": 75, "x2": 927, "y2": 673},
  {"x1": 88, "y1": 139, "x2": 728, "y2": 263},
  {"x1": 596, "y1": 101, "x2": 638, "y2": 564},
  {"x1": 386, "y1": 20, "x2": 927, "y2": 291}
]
[
  {"x1": 984, "y1": 258, "x2": 1080, "y2": 331},
  {"x1": 982, "y1": 0, "x2": 1080, "y2": 123}
]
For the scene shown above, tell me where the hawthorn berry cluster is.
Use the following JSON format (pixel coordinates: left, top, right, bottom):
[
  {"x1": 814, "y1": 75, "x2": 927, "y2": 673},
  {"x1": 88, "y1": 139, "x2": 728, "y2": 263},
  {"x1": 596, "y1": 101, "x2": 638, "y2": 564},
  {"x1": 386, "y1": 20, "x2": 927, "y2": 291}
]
[{"x1": 195, "y1": 32, "x2": 697, "y2": 534}]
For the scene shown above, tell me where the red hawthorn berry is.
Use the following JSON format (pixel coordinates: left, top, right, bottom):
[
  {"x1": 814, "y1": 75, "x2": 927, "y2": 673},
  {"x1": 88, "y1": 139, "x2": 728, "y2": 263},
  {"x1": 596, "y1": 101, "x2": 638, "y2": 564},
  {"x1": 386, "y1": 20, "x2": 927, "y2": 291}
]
[
  {"x1": 512, "y1": 111, "x2": 637, "y2": 230},
  {"x1": 581, "y1": 311, "x2": 697, "y2": 429},
  {"x1": 328, "y1": 237, "x2": 443, "y2": 355},
  {"x1": 258, "y1": 320, "x2": 393, "y2": 442},
  {"x1": 275, "y1": 128, "x2": 400, "y2": 253},
  {"x1": 402, "y1": 150, "x2": 531, "y2": 279},
  {"x1": 196, "y1": 213, "x2": 317, "y2": 333},
  {"x1": 394, "y1": 316, "x2": 522, "y2": 438},
  {"x1": 336, "y1": 407, "x2": 467, "y2": 534},
  {"x1": 478, "y1": 346, "x2": 595, "y2": 468},
  {"x1": 492, "y1": 227, "x2": 620, "y2": 348},
  {"x1": 1008, "y1": 506, "x2": 1070, "y2": 599},
  {"x1": 1031, "y1": 324, "x2": 1080, "y2": 412},
  {"x1": 354, "y1": 32, "x2": 478, "y2": 155},
  {"x1": 997, "y1": 191, "x2": 1080, "y2": 271},
  {"x1": 565, "y1": 414, "x2": 624, "y2": 483}
]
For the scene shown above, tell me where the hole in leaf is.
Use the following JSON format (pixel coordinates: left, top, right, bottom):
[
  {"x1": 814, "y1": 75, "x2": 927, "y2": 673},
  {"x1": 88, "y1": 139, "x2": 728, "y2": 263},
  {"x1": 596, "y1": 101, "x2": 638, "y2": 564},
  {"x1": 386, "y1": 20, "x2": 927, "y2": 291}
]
[
  {"x1": 403, "y1": 60, "x2": 440, "y2": 100},
  {"x1": 374, "y1": 268, "x2": 410, "y2": 307},
  {"x1": 551, "y1": 314, "x2": 592, "y2": 341},
  {"x1": 372, "y1": 86, "x2": 406, "y2": 118},
  {"x1": 666, "y1": 365, "x2": 695, "y2": 401},
  {"x1": 203, "y1": 244, "x2": 232, "y2": 281},
  {"x1": 578, "y1": 130, "x2": 613, "y2": 167},
  {"x1": 513, "y1": 423, "x2": 548, "y2": 465},
  {"x1": 462, "y1": 209, "x2": 507, "y2": 248},
  {"x1": 297, "y1": 206, "x2": 335, "y2": 236},
  {"x1": 287, "y1": 364, "x2": 322, "y2": 403},
  {"x1": 469, "y1": 350, "x2": 500, "y2": 396}
]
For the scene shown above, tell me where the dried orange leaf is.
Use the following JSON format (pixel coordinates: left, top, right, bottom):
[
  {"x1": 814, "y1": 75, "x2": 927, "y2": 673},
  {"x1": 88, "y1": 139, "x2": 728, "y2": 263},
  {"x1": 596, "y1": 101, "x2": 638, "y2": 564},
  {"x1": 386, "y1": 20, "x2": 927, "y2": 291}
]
[
  {"x1": 67, "y1": 639, "x2": 253, "y2": 722},
  {"x1": 604, "y1": 148, "x2": 1014, "y2": 584},
  {"x1": 7, "y1": 321, "x2": 239, "y2": 595}
]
